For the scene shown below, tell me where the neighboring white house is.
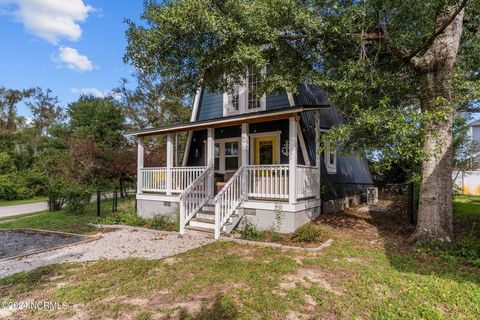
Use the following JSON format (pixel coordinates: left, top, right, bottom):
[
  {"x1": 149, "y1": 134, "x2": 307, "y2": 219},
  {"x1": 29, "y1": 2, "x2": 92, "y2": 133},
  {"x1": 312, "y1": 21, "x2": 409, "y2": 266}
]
[{"x1": 454, "y1": 119, "x2": 480, "y2": 195}]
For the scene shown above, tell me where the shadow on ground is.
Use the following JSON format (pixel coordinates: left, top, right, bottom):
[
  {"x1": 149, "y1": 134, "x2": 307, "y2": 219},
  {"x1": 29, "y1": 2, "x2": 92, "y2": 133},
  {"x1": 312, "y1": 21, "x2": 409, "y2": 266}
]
[{"x1": 314, "y1": 198, "x2": 480, "y2": 285}]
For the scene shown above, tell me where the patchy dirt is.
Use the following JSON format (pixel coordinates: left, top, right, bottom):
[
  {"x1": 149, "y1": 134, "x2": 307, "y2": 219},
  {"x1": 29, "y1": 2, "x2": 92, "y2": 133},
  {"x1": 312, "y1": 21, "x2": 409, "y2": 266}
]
[
  {"x1": 314, "y1": 200, "x2": 414, "y2": 252},
  {"x1": 280, "y1": 267, "x2": 344, "y2": 296}
]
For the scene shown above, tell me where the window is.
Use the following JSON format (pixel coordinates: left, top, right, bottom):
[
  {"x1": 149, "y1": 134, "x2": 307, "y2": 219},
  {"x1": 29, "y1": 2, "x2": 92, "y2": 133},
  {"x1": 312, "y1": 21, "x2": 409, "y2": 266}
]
[
  {"x1": 214, "y1": 143, "x2": 220, "y2": 171},
  {"x1": 325, "y1": 138, "x2": 337, "y2": 174},
  {"x1": 224, "y1": 68, "x2": 266, "y2": 116},
  {"x1": 224, "y1": 141, "x2": 239, "y2": 170},
  {"x1": 247, "y1": 68, "x2": 261, "y2": 110},
  {"x1": 207, "y1": 139, "x2": 241, "y2": 173}
]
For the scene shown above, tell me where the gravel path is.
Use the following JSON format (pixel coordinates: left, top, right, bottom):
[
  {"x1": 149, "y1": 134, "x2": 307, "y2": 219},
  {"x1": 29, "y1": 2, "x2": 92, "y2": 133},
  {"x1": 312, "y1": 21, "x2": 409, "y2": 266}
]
[{"x1": 0, "y1": 226, "x2": 214, "y2": 278}]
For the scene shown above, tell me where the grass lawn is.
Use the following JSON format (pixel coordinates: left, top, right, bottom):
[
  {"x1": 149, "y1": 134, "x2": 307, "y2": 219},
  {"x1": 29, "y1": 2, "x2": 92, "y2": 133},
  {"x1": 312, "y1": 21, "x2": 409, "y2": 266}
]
[
  {"x1": 453, "y1": 195, "x2": 480, "y2": 221},
  {"x1": 0, "y1": 197, "x2": 131, "y2": 234},
  {"x1": 0, "y1": 197, "x2": 479, "y2": 319},
  {"x1": 0, "y1": 197, "x2": 48, "y2": 207}
]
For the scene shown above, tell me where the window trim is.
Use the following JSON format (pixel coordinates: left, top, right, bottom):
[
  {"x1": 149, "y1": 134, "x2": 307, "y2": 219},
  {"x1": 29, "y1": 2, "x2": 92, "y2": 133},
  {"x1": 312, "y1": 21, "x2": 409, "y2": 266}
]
[
  {"x1": 205, "y1": 137, "x2": 241, "y2": 174},
  {"x1": 223, "y1": 68, "x2": 266, "y2": 116},
  {"x1": 321, "y1": 130, "x2": 337, "y2": 174}
]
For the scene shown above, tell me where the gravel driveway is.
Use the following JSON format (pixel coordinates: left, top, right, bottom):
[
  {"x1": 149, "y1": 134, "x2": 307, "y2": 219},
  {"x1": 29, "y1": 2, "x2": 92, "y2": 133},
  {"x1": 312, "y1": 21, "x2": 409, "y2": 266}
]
[{"x1": 0, "y1": 226, "x2": 214, "y2": 278}]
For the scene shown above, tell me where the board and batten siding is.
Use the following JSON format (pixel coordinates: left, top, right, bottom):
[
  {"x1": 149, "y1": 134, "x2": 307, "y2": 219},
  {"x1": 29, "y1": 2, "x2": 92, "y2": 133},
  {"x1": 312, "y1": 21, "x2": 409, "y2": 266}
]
[{"x1": 196, "y1": 90, "x2": 290, "y2": 121}]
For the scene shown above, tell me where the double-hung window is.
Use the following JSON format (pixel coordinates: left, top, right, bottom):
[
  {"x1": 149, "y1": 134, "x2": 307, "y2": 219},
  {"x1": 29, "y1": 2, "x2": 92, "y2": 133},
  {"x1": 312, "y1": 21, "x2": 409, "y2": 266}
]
[{"x1": 224, "y1": 68, "x2": 266, "y2": 116}]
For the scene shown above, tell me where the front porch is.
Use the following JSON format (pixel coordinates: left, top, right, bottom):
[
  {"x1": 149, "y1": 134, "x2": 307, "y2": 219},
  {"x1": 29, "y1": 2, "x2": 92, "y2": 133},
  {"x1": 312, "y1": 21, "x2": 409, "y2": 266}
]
[
  {"x1": 139, "y1": 164, "x2": 319, "y2": 201},
  {"x1": 132, "y1": 108, "x2": 322, "y2": 238}
]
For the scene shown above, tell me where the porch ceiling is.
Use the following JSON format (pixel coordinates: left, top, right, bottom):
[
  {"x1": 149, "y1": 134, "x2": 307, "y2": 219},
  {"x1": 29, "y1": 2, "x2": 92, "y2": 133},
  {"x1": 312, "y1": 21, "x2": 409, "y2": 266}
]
[{"x1": 126, "y1": 105, "x2": 328, "y2": 137}]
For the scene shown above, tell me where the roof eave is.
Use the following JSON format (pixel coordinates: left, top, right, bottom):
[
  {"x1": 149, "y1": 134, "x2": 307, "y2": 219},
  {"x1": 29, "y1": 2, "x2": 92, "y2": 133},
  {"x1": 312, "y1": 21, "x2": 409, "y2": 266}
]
[{"x1": 126, "y1": 105, "x2": 328, "y2": 137}]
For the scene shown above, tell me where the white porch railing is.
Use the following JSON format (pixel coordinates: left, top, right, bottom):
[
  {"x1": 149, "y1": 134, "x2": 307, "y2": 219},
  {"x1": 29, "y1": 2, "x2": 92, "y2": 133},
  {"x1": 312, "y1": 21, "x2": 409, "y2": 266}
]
[
  {"x1": 246, "y1": 165, "x2": 290, "y2": 199},
  {"x1": 297, "y1": 165, "x2": 319, "y2": 199},
  {"x1": 245, "y1": 164, "x2": 318, "y2": 200},
  {"x1": 140, "y1": 167, "x2": 207, "y2": 193},
  {"x1": 179, "y1": 166, "x2": 213, "y2": 234},
  {"x1": 214, "y1": 165, "x2": 246, "y2": 239}
]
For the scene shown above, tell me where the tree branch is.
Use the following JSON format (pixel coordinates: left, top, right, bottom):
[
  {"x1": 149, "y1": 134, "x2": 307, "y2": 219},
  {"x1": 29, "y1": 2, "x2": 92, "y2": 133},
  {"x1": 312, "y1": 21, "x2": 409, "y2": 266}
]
[{"x1": 405, "y1": 0, "x2": 469, "y2": 61}]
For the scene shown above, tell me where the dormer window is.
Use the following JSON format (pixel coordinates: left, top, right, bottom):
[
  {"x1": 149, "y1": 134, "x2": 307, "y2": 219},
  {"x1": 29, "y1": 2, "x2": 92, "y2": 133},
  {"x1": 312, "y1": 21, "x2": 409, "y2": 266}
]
[
  {"x1": 248, "y1": 68, "x2": 261, "y2": 110},
  {"x1": 224, "y1": 68, "x2": 266, "y2": 116}
]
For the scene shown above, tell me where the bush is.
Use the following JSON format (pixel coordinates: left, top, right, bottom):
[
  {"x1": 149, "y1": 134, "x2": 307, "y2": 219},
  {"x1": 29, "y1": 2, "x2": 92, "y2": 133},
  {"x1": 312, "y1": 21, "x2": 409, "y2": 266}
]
[
  {"x1": 148, "y1": 214, "x2": 178, "y2": 231},
  {"x1": 98, "y1": 199, "x2": 146, "y2": 227},
  {"x1": 64, "y1": 184, "x2": 92, "y2": 214},
  {"x1": 240, "y1": 220, "x2": 262, "y2": 241},
  {"x1": 98, "y1": 211, "x2": 146, "y2": 227},
  {"x1": 0, "y1": 173, "x2": 34, "y2": 200},
  {"x1": 292, "y1": 224, "x2": 323, "y2": 243}
]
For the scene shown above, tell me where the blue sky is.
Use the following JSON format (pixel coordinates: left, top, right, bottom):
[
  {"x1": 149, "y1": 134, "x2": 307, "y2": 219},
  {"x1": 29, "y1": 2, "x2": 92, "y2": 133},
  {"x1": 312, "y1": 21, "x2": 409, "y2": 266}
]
[{"x1": 0, "y1": 0, "x2": 144, "y2": 117}]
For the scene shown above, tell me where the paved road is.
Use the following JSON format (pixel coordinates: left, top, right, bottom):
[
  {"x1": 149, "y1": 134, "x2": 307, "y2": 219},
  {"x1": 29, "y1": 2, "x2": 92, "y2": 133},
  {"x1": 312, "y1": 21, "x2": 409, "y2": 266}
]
[
  {"x1": 0, "y1": 192, "x2": 133, "y2": 219},
  {"x1": 0, "y1": 201, "x2": 49, "y2": 219}
]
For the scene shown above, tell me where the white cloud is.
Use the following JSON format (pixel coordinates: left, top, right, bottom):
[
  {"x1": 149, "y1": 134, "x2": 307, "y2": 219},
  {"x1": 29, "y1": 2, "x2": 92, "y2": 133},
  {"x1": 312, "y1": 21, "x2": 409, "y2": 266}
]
[
  {"x1": 70, "y1": 87, "x2": 108, "y2": 98},
  {"x1": 1, "y1": 0, "x2": 93, "y2": 43},
  {"x1": 55, "y1": 46, "x2": 92, "y2": 72}
]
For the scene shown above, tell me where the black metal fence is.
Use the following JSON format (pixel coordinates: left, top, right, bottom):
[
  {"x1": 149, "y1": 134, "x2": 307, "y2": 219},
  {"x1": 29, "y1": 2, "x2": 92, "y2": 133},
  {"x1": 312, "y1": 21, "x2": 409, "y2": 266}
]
[{"x1": 94, "y1": 190, "x2": 136, "y2": 217}]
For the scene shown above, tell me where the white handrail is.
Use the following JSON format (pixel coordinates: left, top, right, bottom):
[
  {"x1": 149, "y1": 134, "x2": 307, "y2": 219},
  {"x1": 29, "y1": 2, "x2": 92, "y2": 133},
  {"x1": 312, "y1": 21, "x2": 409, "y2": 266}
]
[
  {"x1": 141, "y1": 166, "x2": 207, "y2": 193},
  {"x1": 246, "y1": 165, "x2": 289, "y2": 199},
  {"x1": 296, "y1": 165, "x2": 319, "y2": 199},
  {"x1": 214, "y1": 165, "x2": 246, "y2": 239},
  {"x1": 179, "y1": 166, "x2": 213, "y2": 234}
]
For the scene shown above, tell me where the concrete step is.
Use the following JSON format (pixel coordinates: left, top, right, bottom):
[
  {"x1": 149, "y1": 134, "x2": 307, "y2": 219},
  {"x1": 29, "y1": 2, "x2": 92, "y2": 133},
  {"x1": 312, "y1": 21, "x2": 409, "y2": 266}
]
[
  {"x1": 185, "y1": 225, "x2": 215, "y2": 234},
  {"x1": 189, "y1": 218, "x2": 215, "y2": 229}
]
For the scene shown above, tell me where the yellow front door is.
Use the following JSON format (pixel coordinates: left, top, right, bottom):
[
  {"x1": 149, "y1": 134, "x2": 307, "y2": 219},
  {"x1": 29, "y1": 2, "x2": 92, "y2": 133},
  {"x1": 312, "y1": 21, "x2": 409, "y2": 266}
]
[{"x1": 254, "y1": 136, "x2": 278, "y2": 165}]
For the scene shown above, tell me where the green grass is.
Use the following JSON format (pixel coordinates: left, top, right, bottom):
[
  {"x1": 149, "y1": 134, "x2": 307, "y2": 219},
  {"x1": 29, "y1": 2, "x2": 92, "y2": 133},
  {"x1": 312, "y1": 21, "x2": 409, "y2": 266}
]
[
  {"x1": 1, "y1": 236, "x2": 479, "y2": 319},
  {"x1": 0, "y1": 196, "x2": 479, "y2": 319},
  {"x1": 0, "y1": 197, "x2": 48, "y2": 207},
  {"x1": 0, "y1": 198, "x2": 125, "y2": 234},
  {"x1": 453, "y1": 195, "x2": 480, "y2": 221}
]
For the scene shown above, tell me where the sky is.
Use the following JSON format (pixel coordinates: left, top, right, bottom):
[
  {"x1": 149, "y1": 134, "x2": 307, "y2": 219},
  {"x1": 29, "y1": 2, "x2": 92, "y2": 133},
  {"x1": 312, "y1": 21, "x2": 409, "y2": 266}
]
[{"x1": 0, "y1": 0, "x2": 144, "y2": 117}]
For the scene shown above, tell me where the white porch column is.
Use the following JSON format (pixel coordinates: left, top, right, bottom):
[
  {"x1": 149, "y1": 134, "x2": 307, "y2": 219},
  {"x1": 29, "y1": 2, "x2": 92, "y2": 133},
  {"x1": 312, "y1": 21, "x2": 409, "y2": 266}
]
[
  {"x1": 207, "y1": 128, "x2": 215, "y2": 197},
  {"x1": 289, "y1": 117, "x2": 298, "y2": 204},
  {"x1": 166, "y1": 134, "x2": 174, "y2": 195},
  {"x1": 241, "y1": 123, "x2": 249, "y2": 197},
  {"x1": 137, "y1": 136, "x2": 144, "y2": 194},
  {"x1": 315, "y1": 111, "x2": 321, "y2": 199}
]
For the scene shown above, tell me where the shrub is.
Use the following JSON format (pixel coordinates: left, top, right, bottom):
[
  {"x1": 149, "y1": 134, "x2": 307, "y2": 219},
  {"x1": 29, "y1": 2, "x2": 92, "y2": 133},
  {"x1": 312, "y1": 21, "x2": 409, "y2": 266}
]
[
  {"x1": 98, "y1": 199, "x2": 146, "y2": 227},
  {"x1": 148, "y1": 214, "x2": 178, "y2": 231},
  {"x1": 240, "y1": 220, "x2": 262, "y2": 241},
  {"x1": 64, "y1": 184, "x2": 92, "y2": 214},
  {"x1": 292, "y1": 224, "x2": 323, "y2": 243},
  {"x1": 0, "y1": 173, "x2": 34, "y2": 200},
  {"x1": 98, "y1": 211, "x2": 146, "y2": 227}
]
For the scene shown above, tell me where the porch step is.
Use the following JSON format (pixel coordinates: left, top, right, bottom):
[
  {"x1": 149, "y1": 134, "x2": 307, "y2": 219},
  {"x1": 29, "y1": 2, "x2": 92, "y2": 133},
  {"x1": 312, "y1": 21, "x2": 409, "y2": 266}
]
[
  {"x1": 202, "y1": 205, "x2": 215, "y2": 212},
  {"x1": 196, "y1": 211, "x2": 215, "y2": 220},
  {"x1": 185, "y1": 225, "x2": 215, "y2": 234},
  {"x1": 189, "y1": 218, "x2": 215, "y2": 229}
]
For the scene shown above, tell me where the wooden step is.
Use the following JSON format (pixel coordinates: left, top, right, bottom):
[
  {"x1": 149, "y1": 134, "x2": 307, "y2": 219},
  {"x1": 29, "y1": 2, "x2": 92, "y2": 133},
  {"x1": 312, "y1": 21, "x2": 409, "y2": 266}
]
[
  {"x1": 189, "y1": 218, "x2": 215, "y2": 229},
  {"x1": 202, "y1": 205, "x2": 215, "y2": 212}
]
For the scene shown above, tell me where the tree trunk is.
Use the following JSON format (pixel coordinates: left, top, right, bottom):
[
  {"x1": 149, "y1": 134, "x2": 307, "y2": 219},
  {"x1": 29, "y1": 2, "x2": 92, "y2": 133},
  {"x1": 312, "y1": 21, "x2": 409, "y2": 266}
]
[
  {"x1": 413, "y1": 70, "x2": 454, "y2": 242},
  {"x1": 409, "y1": 7, "x2": 465, "y2": 243}
]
